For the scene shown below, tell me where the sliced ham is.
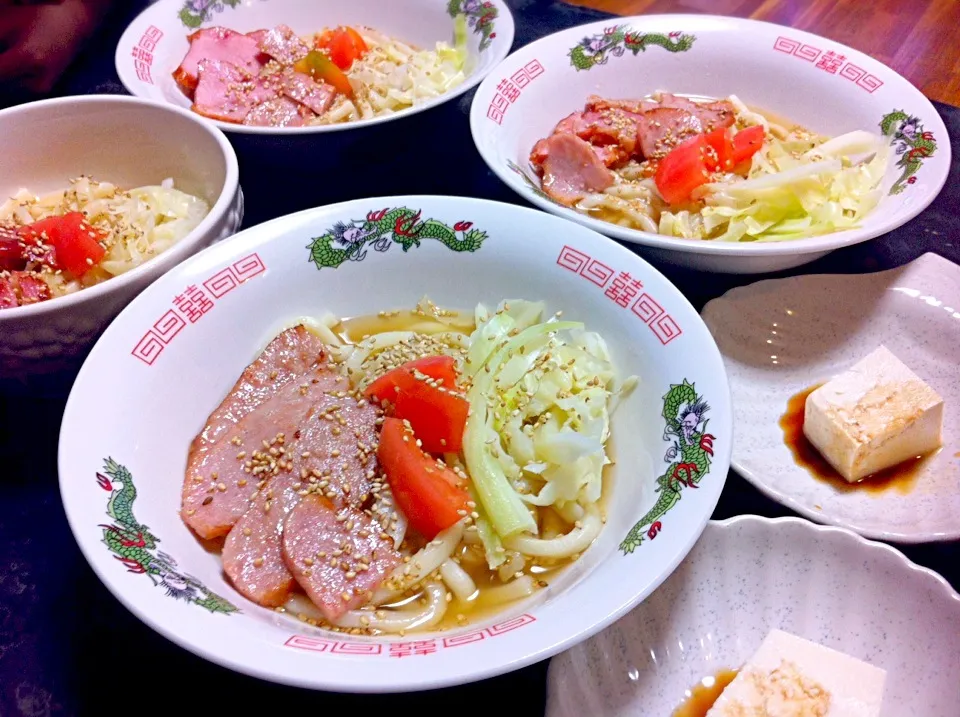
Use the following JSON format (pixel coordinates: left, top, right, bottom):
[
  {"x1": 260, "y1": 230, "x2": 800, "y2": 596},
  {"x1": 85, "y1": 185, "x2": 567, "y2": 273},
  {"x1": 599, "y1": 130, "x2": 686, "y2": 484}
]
[
  {"x1": 282, "y1": 495, "x2": 401, "y2": 622},
  {"x1": 0, "y1": 276, "x2": 17, "y2": 309},
  {"x1": 656, "y1": 93, "x2": 736, "y2": 132},
  {"x1": 187, "y1": 325, "x2": 325, "y2": 460},
  {"x1": 182, "y1": 326, "x2": 325, "y2": 538},
  {"x1": 173, "y1": 27, "x2": 263, "y2": 98},
  {"x1": 257, "y1": 24, "x2": 310, "y2": 66},
  {"x1": 192, "y1": 59, "x2": 278, "y2": 123},
  {"x1": 242, "y1": 97, "x2": 309, "y2": 127},
  {"x1": 219, "y1": 366, "x2": 382, "y2": 607},
  {"x1": 245, "y1": 29, "x2": 271, "y2": 47},
  {"x1": 532, "y1": 112, "x2": 631, "y2": 169},
  {"x1": 0, "y1": 271, "x2": 50, "y2": 309},
  {"x1": 538, "y1": 133, "x2": 615, "y2": 206},
  {"x1": 183, "y1": 361, "x2": 378, "y2": 539},
  {"x1": 282, "y1": 72, "x2": 335, "y2": 115},
  {"x1": 0, "y1": 226, "x2": 24, "y2": 271},
  {"x1": 15, "y1": 273, "x2": 49, "y2": 304},
  {"x1": 221, "y1": 471, "x2": 302, "y2": 606},
  {"x1": 636, "y1": 107, "x2": 704, "y2": 160}
]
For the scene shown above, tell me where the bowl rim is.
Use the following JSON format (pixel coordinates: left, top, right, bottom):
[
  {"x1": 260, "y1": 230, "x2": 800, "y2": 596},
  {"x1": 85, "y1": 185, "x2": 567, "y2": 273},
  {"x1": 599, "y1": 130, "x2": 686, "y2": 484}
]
[
  {"x1": 469, "y1": 12, "x2": 952, "y2": 257},
  {"x1": 710, "y1": 515, "x2": 960, "y2": 599},
  {"x1": 0, "y1": 94, "x2": 240, "y2": 321},
  {"x1": 114, "y1": 0, "x2": 516, "y2": 136},
  {"x1": 58, "y1": 194, "x2": 734, "y2": 692}
]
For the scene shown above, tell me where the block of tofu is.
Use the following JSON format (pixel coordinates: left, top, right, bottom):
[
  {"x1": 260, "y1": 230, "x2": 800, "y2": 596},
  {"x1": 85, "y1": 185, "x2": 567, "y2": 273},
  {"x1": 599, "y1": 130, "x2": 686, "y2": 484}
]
[
  {"x1": 706, "y1": 629, "x2": 886, "y2": 717},
  {"x1": 803, "y1": 345, "x2": 943, "y2": 482}
]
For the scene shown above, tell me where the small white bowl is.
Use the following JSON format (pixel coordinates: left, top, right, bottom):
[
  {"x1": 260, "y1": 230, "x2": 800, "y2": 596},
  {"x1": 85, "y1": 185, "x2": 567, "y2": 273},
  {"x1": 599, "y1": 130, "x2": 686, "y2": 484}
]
[
  {"x1": 471, "y1": 14, "x2": 950, "y2": 274},
  {"x1": 545, "y1": 516, "x2": 960, "y2": 717},
  {"x1": 116, "y1": 0, "x2": 514, "y2": 136},
  {"x1": 58, "y1": 196, "x2": 731, "y2": 692},
  {"x1": 701, "y1": 252, "x2": 960, "y2": 543},
  {"x1": 0, "y1": 95, "x2": 242, "y2": 381}
]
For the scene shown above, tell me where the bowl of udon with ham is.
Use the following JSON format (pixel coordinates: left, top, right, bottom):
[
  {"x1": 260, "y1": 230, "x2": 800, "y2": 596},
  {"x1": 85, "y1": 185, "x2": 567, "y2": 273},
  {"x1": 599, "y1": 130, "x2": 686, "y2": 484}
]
[
  {"x1": 59, "y1": 196, "x2": 731, "y2": 691},
  {"x1": 116, "y1": 0, "x2": 514, "y2": 135},
  {"x1": 471, "y1": 14, "x2": 950, "y2": 274}
]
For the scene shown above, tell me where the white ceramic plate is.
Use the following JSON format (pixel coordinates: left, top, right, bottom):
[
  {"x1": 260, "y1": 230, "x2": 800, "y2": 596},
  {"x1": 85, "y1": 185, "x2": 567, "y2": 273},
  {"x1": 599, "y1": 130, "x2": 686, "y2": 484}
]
[
  {"x1": 58, "y1": 196, "x2": 731, "y2": 692},
  {"x1": 545, "y1": 515, "x2": 960, "y2": 717},
  {"x1": 116, "y1": 0, "x2": 513, "y2": 135},
  {"x1": 470, "y1": 14, "x2": 950, "y2": 274},
  {"x1": 701, "y1": 253, "x2": 960, "y2": 542}
]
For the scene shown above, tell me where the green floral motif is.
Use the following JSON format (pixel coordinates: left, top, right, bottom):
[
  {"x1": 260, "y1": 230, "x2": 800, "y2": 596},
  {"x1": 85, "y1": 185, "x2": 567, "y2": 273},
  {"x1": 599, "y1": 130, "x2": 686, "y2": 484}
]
[
  {"x1": 178, "y1": 0, "x2": 243, "y2": 29},
  {"x1": 307, "y1": 207, "x2": 488, "y2": 270},
  {"x1": 98, "y1": 458, "x2": 238, "y2": 614},
  {"x1": 880, "y1": 110, "x2": 938, "y2": 195},
  {"x1": 447, "y1": 0, "x2": 499, "y2": 51},
  {"x1": 620, "y1": 380, "x2": 716, "y2": 554},
  {"x1": 570, "y1": 25, "x2": 696, "y2": 71}
]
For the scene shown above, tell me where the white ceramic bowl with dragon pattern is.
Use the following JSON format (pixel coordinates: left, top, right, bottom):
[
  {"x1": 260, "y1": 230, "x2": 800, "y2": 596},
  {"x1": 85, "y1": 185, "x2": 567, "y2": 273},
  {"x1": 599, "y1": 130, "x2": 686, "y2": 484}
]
[
  {"x1": 116, "y1": 0, "x2": 514, "y2": 135},
  {"x1": 58, "y1": 196, "x2": 731, "y2": 692},
  {"x1": 470, "y1": 14, "x2": 951, "y2": 274}
]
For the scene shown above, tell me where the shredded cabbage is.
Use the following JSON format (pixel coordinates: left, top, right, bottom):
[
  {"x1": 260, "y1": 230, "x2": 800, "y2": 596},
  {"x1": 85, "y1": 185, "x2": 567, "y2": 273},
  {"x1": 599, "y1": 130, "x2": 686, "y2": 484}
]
[
  {"x1": 462, "y1": 300, "x2": 635, "y2": 559},
  {"x1": 320, "y1": 20, "x2": 469, "y2": 123},
  {"x1": 659, "y1": 128, "x2": 890, "y2": 242},
  {"x1": 0, "y1": 177, "x2": 209, "y2": 297}
]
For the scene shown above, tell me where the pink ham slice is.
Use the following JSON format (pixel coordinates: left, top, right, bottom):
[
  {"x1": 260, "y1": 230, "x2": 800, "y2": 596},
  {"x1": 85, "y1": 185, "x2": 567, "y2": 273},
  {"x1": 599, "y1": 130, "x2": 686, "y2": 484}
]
[
  {"x1": 257, "y1": 24, "x2": 310, "y2": 66},
  {"x1": 246, "y1": 29, "x2": 271, "y2": 46},
  {"x1": 218, "y1": 364, "x2": 382, "y2": 606},
  {"x1": 533, "y1": 108, "x2": 639, "y2": 167},
  {"x1": 537, "y1": 133, "x2": 615, "y2": 206},
  {"x1": 655, "y1": 93, "x2": 736, "y2": 132},
  {"x1": 221, "y1": 471, "x2": 302, "y2": 606},
  {"x1": 182, "y1": 326, "x2": 325, "y2": 539},
  {"x1": 192, "y1": 59, "x2": 278, "y2": 123},
  {"x1": 282, "y1": 72, "x2": 335, "y2": 116},
  {"x1": 188, "y1": 325, "x2": 325, "y2": 458},
  {"x1": 242, "y1": 97, "x2": 309, "y2": 127},
  {"x1": 282, "y1": 495, "x2": 401, "y2": 622},
  {"x1": 173, "y1": 27, "x2": 263, "y2": 98},
  {"x1": 635, "y1": 107, "x2": 704, "y2": 160},
  {"x1": 14, "y1": 273, "x2": 49, "y2": 305},
  {"x1": 0, "y1": 277, "x2": 16, "y2": 309}
]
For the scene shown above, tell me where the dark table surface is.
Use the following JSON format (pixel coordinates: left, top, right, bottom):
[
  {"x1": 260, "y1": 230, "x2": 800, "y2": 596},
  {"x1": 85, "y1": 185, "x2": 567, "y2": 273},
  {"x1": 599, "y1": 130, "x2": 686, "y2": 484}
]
[{"x1": 1, "y1": 1, "x2": 957, "y2": 714}]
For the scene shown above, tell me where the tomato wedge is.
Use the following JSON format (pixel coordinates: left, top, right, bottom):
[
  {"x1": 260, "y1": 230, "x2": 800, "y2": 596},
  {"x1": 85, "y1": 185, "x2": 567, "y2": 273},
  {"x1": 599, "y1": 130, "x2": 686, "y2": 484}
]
[
  {"x1": 703, "y1": 127, "x2": 734, "y2": 172},
  {"x1": 293, "y1": 50, "x2": 354, "y2": 97},
  {"x1": 656, "y1": 125, "x2": 767, "y2": 204},
  {"x1": 364, "y1": 355, "x2": 467, "y2": 454},
  {"x1": 364, "y1": 355, "x2": 459, "y2": 404},
  {"x1": 316, "y1": 26, "x2": 368, "y2": 70},
  {"x1": 378, "y1": 417, "x2": 471, "y2": 540},
  {"x1": 655, "y1": 134, "x2": 711, "y2": 205},
  {"x1": 731, "y1": 124, "x2": 766, "y2": 165},
  {"x1": 18, "y1": 212, "x2": 105, "y2": 277}
]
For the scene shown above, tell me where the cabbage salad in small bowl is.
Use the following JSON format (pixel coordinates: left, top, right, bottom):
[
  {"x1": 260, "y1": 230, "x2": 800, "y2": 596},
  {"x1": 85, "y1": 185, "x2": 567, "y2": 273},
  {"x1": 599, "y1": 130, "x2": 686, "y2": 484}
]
[{"x1": 1, "y1": 176, "x2": 209, "y2": 309}]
